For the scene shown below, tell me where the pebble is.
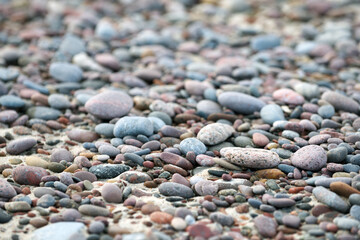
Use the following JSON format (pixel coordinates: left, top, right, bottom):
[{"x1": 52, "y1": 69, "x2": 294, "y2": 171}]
[
  {"x1": 322, "y1": 91, "x2": 360, "y2": 114},
  {"x1": 89, "y1": 164, "x2": 130, "y2": 179},
  {"x1": 6, "y1": 138, "x2": 37, "y2": 155},
  {"x1": 273, "y1": 88, "x2": 305, "y2": 105},
  {"x1": 260, "y1": 104, "x2": 285, "y2": 124},
  {"x1": 31, "y1": 222, "x2": 86, "y2": 240},
  {"x1": 158, "y1": 182, "x2": 194, "y2": 198},
  {"x1": 313, "y1": 186, "x2": 350, "y2": 213},
  {"x1": 101, "y1": 183, "x2": 123, "y2": 203},
  {"x1": 66, "y1": 129, "x2": 99, "y2": 143},
  {"x1": 197, "y1": 123, "x2": 234, "y2": 145},
  {"x1": 220, "y1": 147, "x2": 280, "y2": 168},
  {"x1": 49, "y1": 62, "x2": 83, "y2": 82},
  {"x1": 179, "y1": 138, "x2": 207, "y2": 155},
  {"x1": 254, "y1": 215, "x2": 278, "y2": 238},
  {"x1": 78, "y1": 205, "x2": 110, "y2": 217},
  {"x1": 13, "y1": 166, "x2": 48, "y2": 186},
  {"x1": 291, "y1": 145, "x2": 327, "y2": 171},
  {"x1": 85, "y1": 91, "x2": 133, "y2": 120},
  {"x1": 0, "y1": 179, "x2": 17, "y2": 199},
  {"x1": 218, "y1": 92, "x2": 265, "y2": 114},
  {"x1": 113, "y1": 117, "x2": 153, "y2": 137},
  {"x1": 27, "y1": 106, "x2": 62, "y2": 120}
]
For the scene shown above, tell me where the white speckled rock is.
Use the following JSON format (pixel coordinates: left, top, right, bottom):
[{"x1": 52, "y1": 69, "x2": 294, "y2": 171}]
[
  {"x1": 220, "y1": 147, "x2": 280, "y2": 169},
  {"x1": 197, "y1": 123, "x2": 234, "y2": 145}
]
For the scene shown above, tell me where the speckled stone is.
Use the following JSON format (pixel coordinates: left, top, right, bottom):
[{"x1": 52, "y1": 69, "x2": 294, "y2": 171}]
[
  {"x1": 220, "y1": 147, "x2": 280, "y2": 169},
  {"x1": 291, "y1": 145, "x2": 327, "y2": 171},
  {"x1": 197, "y1": 123, "x2": 234, "y2": 145}
]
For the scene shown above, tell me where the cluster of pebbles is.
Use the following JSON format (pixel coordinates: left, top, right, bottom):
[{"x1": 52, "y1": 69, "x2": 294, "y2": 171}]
[{"x1": 1, "y1": 0, "x2": 360, "y2": 239}]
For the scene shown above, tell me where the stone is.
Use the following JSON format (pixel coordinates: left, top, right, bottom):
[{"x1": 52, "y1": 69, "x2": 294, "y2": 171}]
[
  {"x1": 13, "y1": 166, "x2": 48, "y2": 186},
  {"x1": 251, "y1": 34, "x2": 281, "y2": 51},
  {"x1": 0, "y1": 95, "x2": 25, "y2": 108},
  {"x1": 327, "y1": 147, "x2": 347, "y2": 163},
  {"x1": 260, "y1": 104, "x2": 285, "y2": 124},
  {"x1": 0, "y1": 110, "x2": 18, "y2": 123},
  {"x1": 194, "y1": 180, "x2": 218, "y2": 196},
  {"x1": 49, "y1": 62, "x2": 83, "y2": 82},
  {"x1": 252, "y1": 133, "x2": 269, "y2": 147},
  {"x1": 101, "y1": 183, "x2": 123, "y2": 203},
  {"x1": 254, "y1": 215, "x2": 278, "y2": 238},
  {"x1": 66, "y1": 129, "x2": 99, "y2": 143},
  {"x1": 273, "y1": 88, "x2": 305, "y2": 105},
  {"x1": 150, "y1": 211, "x2": 173, "y2": 224},
  {"x1": 6, "y1": 138, "x2": 37, "y2": 155},
  {"x1": 220, "y1": 147, "x2": 280, "y2": 169},
  {"x1": 78, "y1": 205, "x2": 110, "y2": 217},
  {"x1": 209, "y1": 212, "x2": 234, "y2": 226},
  {"x1": 313, "y1": 186, "x2": 350, "y2": 213},
  {"x1": 218, "y1": 92, "x2": 265, "y2": 114},
  {"x1": 85, "y1": 91, "x2": 133, "y2": 120},
  {"x1": 291, "y1": 145, "x2": 327, "y2": 171},
  {"x1": 179, "y1": 138, "x2": 207, "y2": 155},
  {"x1": 350, "y1": 205, "x2": 360, "y2": 221},
  {"x1": 158, "y1": 182, "x2": 194, "y2": 198},
  {"x1": 282, "y1": 215, "x2": 301, "y2": 229},
  {"x1": 51, "y1": 149, "x2": 74, "y2": 163},
  {"x1": 48, "y1": 94, "x2": 71, "y2": 109},
  {"x1": 0, "y1": 209, "x2": 12, "y2": 223},
  {"x1": 95, "y1": 123, "x2": 115, "y2": 138},
  {"x1": 25, "y1": 156, "x2": 49, "y2": 169},
  {"x1": 330, "y1": 182, "x2": 360, "y2": 197},
  {"x1": 197, "y1": 123, "x2": 234, "y2": 145},
  {"x1": 322, "y1": 91, "x2": 360, "y2": 114},
  {"x1": 5, "y1": 201, "x2": 31, "y2": 212},
  {"x1": 268, "y1": 198, "x2": 296, "y2": 208},
  {"x1": 89, "y1": 164, "x2": 129, "y2": 179},
  {"x1": 113, "y1": 117, "x2": 153, "y2": 137},
  {"x1": 31, "y1": 222, "x2": 86, "y2": 240},
  {"x1": 27, "y1": 107, "x2": 62, "y2": 120},
  {"x1": 0, "y1": 179, "x2": 16, "y2": 199}
]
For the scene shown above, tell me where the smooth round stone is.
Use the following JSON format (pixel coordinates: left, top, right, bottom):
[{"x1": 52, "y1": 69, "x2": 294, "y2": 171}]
[
  {"x1": 317, "y1": 105, "x2": 335, "y2": 119},
  {"x1": 0, "y1": 209, "x2": 12, "y2": 223},
  {"x1": 48, "y1": 94, "x2": 71, "y2": 109},
  {"x1": 291, "y1": 145, "x2": 327, "y2": 171},
  {"x1": 13, "y1": 166, "x2": 48, "y2": 186},
  {"x1": 148, "y1": 111, "x2": 172, "y2": 125},
  {"x1": 113, "y1": 117, "x2": 153, "y2": 138},
  {"x1": 252, "y1": 133, "x2": 269, "y2": 147},
  {"x1": 197, "y1": 123, "x2": 234, "y2": 145},
  {"x1": 0, "y1": 110, "x2": 18, "y2": 123},
  {"x1": 73, "y1": 171, "x2": 97, "y2": 182},
  {"x1": 78, "y1": 205, "x2": 109, "y2": 217},
  {"x1": 251, "y1": 34, "x2": 281, "y2": 51},
  {"x1": 209, "y1": 212, "x2": 234, "y2": 226},
  {"x1": 220, "y1": 147, "x2": 280, "y2": 169},
  {"x1": 6, "y1": 137, "x2": 37, "y2": 155},
  {"x1": 95, "y1": 20, "x2": 116, "y2": 41},
  {"x1": 0, "y1": 67, "x2": 19, "y2": 81},
  {"x1": 85, "y1": 90, "x2": 133, "y2": 120},
  {"x1": 5, "y1": 201, "x2": 31, "y2": 212},
  {"x1": 66, "y1": 129, "x2": 99, "y2": 143},
  {"x1": 268, "y1": 198, "x2": 296, "y2": 208},
  {"x1": 234, "y1": 136, "x2": 253, "y2": 147},
  {"x1": 171, "y1": 217, "x2": 187, "y2": 230},
  {"x1": 350, "y1": 205, "x2": 360, "y2": 220},
  {"x1": 349, "y1": 194, "x2": 360, "y2": 205},
  {"x1": 218, "y1": 92, "x2": 265, "y2": 114},
  {"x1": 89, "y1": 164, "x2": 130, "y2": 179},
  {"x1": 194, "y1": 180, "x2": 218, "y2": 196},
  {"x1": 25, "y1": 156, "x2": 49, "y2": 169},
  {"x1": 327, "y1": 147, "x2": 347, "y2": 163},
  {"x1": 260, "y1": 104, "x2": 285, "y2": 124},
  {"x1": 0, "y1": 179, "x2": 17, "y2": 199},
  {"x1": 282, "y1": 215, "x2": 301, "y2": 228},
  {"x1": 196, "y1": 100, "x2": 222, "y2": 117},
  {"x1": 49, "y1": 62, "x2": 83, "y2": 82},
  {"x1": 179, "y1": 138, "x2": 206, "y2": 155},
  {"x1": 0, "y1": 95, "x2": 25, "y2": 108},
  {"x1": 101, "y1": 183, "x2": 122, "y2": 203},
  {"x1": 329, "y1": 182, "x2": 360, "y2": 197},
  {"x1": 254, "y1": 215, "x2": 278, "y2": 238},
  {"x1": 158, "y1": 182, "x2": 194, "y2": 198},
  {"x1": 333, "y1": 217, "x2": 360, "y2": 230},
  {"x1": 51, "y1": 148, "x2": 74, "y2": 162},
  {"x1": 293, "y1": 82, "x2": 320, "y2": 100},
  {"x1": 98, "y1": 145, "x2": 120, "y2": 157},
  {"x1": 313, "y1": 186, "x2": 350, "y2": 213},
  {"x1": 89, "y1": 221, "x2": 105, "y2": 234},
  {"x1": 94, "y1": 123, "x2": 115, "y2": 138},
  {"x1": 273, "y1": 88, "x2": 305, "y2": 105},
  {"x1": 124, "y1": 153, "x2": 144, "y2": 166},
  {"x1": 37, "y1": 194, "x2": 56, "y2": 208},
  {"x1": 27, "y1": 107, "x2": 61, "y2": 120},
  {"x1": 59, "y1": 34, "x2": 86, "y2": 57},
  {"x1": 322, "y1": 91, "x2": 360, "y2": 114}
]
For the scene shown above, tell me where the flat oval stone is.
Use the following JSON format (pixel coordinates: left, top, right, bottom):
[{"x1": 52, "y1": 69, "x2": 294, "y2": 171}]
[
  {"x1": 5, "y1": 201, "x2": 31, "y2": 212},
  {"x1": 85, "y1": 90, "x2": 133, "y2": 120},
  {"x1": 0, "y1": 110, "x2": 18, "y2": 123},
  {"x1": 66, "y1": 129, "x2": 99, "y2": 143},
  {"x1": 113, "y1": 117, "x2": 153, "y2": 138},
  {"x1": 273, "y1": 88, "x2": 305, "y2": 105},
  {"x1": 13, "y1": 166, "x2": 48, "y2": 186},
  {"x1": 268, "y1": 198, "x2": 296, "y2": 208},
  {"x1": 197, "y1": 123, "x2": 234, "y2": 145},
  {"x1": 218, "y1": 92, "x2": 265, "y2": 115},
  {"x1": 49, "y1": 62, "x2": 83, "y2": 82},
  {"x1": 329, "y1": 182, "x2": 360, "y2": 197},
  {"x1": 6, "y1": 138, "x2": 37, "y2": 155},
  {"x1": 27, "y1": 106, "x2": 62, "y2": 120},
  {"x1": 78, "y1": 204, "x2": 110, "y2": 217},
  {"x1": 313, "y1": 186, "x2": 350, "y2": 213},
  {"x1": 220, "y1": 147, "x2": 280, "y2": 169},
  {"x1": 291, "y1": 145, "x2": 327, "y2": 171},
  {"x1": 322, "y1": 91, "x2": 360, "y2": 114},
  {"x1": 158, "y1": 182, "x2": 194, "y2": 198}
]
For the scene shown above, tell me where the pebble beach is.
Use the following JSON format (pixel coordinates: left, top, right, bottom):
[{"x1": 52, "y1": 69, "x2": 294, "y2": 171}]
[{"x1": 0, "y1": 0, "x2": 360, "y2": 239}]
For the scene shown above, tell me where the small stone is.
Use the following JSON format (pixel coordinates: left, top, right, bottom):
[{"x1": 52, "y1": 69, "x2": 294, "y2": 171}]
[
  {"x1": 66, "y1": 129, "x2": 99, "y2": 143},
  {"x1": 209, "y1": 212, "x2": 234, "y2": 226},
  {"x1": 101, "y1": 183, "x2": 123, "y2": 203},
  {"x1": 5, "y1": 201, "x2": 31, "y2": 212},
  {"x1": 78, "y1": 205, "x2": 110, "y2": 217},
  {"x1": 113, "y1": 117, "x2": 153, "y2": 137},
  {"x1": 252, "y1": 133, "x2": 269, "y2": 147},
  {"x1": 49, "y1": 62, "x2": 83, "y2": 82},
  {"x1": 254, "y1": 215, "x2": 278, "y2": 238},
  {"x1": 27, "y1": 106, "x2": 62, "y2": 120},
  {"x1": 218, "y1": 92, "x2": 265, "y2": 114},
  {"x1": 330, "y1": 182, "x2": 360, "y2": 197},
  {"x1": 150, "y1": 211, "x2": 173, "y2": 224},
  {"x1": 6, "y1": 138, "x2": 37, "y2": 155},
  {"x1": 197, "y1": 123, "x2": 234, "y2": 145},
  {"x1": 322, "y1": 91, "x2": 360, "y2": 114},
  {"x1": 158, "y1": 182, "x2": 194, "y2": 198},
  {"x1": 282, "y1": 215, "x2": 301, "y2": 228},
  {"x1": 25, "y1": 156, "x2": 49, "y2": 169},
  {"x1": 31, "y1": 222, "x2": 86, "y2": 240},
  {"x1": 179, "y1": 138, "x2": 207, "y2": 155},
  {"x1": 171, "y1": 217, "x2": 187, "y2": 230},
  {"x1": 273, "y1": 88, "x2": 305, "y2": 105},
  {"x1": 194, "y1": 180, "x2": 218, "y2": 196},
  {"x1": 0, "y1": 179, "x2": 16, "y2": 199},
  {"x1": 260, "y1": 104, "x2": 285, "y2": 124},
  {"x1": 51, "y1": 149, "x2": 74, "y2": 163}
]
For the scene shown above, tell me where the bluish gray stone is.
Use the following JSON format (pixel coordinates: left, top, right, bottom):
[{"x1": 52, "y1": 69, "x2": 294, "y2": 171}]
[
  {"x1": 27, "y1": 107, "x2": 61, "y2": 120},
  {"x1": 23, "y1": 80, "x2": 49, "y2": 95},
  {"x1": 95, "y1": 20, "x2": 117, "y2": 41},
  {"x1": 48, "y1": 94, "x2": 71, "y2": 109},
  {"x1": 37, "y1": 194, "x2": 56, "y2": 208},
  {"x1": 251, "y1": 34, "x2": 281, "y2": 51},
  {"x1": 0, "y1": 67, "x2": 19, "y2": 82},
  {"x1": 148, "y1": 117, "x2": 165, "y2": 132},
  {"x1": 113, "y1": 117, "x2": 153, "y2": 138},
  {"x1": 95, "y1": 123, "x2": 115, "y2": 138},
  {"x1": 318, "y1": 105, "x2": 335, "y2": 119},
  {"x1": 59, "y1": 34, "x2": 86, "y2": 57},
  {"x1": 179, "y1": 138, "x2": 206, "y2": 155},
  {"x1": 159, "y1": 182, "x2": 194, "y2": 198},
  {"x1": 350, "y1": 205, "x2": 360, "y2": 221},
  {"x1": 31, "y1": 222, "x2": 86, "y2": 240},
  {"x1": 0, "y1": 95, "x2": 25, "y2": 108},
  {"x1": 313, "y1": 186, "x2": 350, "y2": 213},
  {"x1": 218, "y1": 92, "x2": 265, "y2": 115},
  {"x1": 260, "y1": 104, "x2": 285, "y2": 124},
  {"x1": 49, "y1": 62, "x2": 83, "y2": 82}
]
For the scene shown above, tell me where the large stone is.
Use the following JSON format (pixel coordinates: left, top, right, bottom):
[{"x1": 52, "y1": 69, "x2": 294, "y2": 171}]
[
  {"x1": 313, "y1": 186, "x2": 350, "y2": 213},
  {"x1": 220, "y1": 147, "x2": 280, "y2": 169},
  {"x1": 6, "y1": 138, "x2": 37, "y2": 155},
  {"x1": 322, "y1": 91, "x2": 360, "y2": 114},
  {"x1": 291, "y1": 145, "x2": 327, "y2": 171},
  {"x1": 113, "y1": 117, "x2": 153, "y2": 138},
  {"x1": 85, "y1": 90, "x2": 133, "y2": 120},
  {"x1": 31, "y1": 222, "x2": 86, "y2": 240},
  {"x1": 13, "y1": 166, "x2": 48, "y2": 186}
]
